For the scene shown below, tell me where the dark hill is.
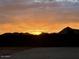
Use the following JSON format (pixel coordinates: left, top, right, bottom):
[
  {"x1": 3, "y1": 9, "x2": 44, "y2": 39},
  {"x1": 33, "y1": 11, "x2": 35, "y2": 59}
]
[
  {"x1": 59, "y1": 27, "x2": 73, "y2": 34},
  {"x1": 59, "y1": 27, "x2": 79, "y2": 34},
  {"x1": 0, "y1": 27, "x2": 79, "y2": 47}
]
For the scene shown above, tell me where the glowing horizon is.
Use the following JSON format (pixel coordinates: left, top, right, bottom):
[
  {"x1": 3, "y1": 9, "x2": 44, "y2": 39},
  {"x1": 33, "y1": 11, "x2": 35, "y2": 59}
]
[{"x1": 0, "y1": 22, "x2": 79, "y2": 34}]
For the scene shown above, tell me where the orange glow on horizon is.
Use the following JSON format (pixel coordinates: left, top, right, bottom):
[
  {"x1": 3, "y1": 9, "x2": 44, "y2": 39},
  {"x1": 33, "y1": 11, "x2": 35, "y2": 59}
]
[{"x1": 0, "y1": 22, "x2": 79, "y2": 34}]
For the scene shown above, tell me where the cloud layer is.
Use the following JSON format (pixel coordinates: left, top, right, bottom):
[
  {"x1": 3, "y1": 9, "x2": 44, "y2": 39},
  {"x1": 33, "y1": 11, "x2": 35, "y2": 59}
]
[{"x1": 0, "y1": 0, "x2": 79, "y2": 33}]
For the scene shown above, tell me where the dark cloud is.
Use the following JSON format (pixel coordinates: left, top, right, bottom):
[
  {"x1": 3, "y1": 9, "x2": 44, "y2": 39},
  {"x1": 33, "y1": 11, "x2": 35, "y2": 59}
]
[{"x1": 0, "y1": 0, "x2": 79, "y2": 24}]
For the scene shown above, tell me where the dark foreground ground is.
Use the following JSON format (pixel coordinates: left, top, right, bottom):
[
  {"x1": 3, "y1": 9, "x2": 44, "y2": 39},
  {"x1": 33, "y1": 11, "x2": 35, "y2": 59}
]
[
  {"x1": 0, "y1": 47, "x2": 79, "y2": 59},
  {"x1": 0, "y1": 47, "x2": 32, "y2": 59}
]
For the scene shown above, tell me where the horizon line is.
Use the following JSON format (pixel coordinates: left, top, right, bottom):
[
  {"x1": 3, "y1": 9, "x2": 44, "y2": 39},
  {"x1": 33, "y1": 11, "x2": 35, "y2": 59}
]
[{"x1": 0, "y1": 26, "x2": 79, "y2": 35}]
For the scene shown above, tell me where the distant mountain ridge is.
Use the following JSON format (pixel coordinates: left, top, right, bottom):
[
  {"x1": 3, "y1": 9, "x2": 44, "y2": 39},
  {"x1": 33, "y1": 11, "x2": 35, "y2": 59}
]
[
  {"x1": 59, "y1": 27, "x2": 79, "y2": 34},
  {"x1": 0, "y1": 27, "x2": 79, "y2": 47}
]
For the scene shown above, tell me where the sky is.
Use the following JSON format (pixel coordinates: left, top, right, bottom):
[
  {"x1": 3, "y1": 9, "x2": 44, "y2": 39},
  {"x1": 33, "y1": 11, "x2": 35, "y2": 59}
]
[{"x1": 0, "y1": 0, "x2": 79, "y2": 34}]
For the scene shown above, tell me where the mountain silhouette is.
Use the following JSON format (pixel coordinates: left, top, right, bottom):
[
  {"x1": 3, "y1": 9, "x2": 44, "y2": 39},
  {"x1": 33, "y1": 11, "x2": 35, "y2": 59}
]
[
  {"x1": 0, "y1": 27, "x2": 79, "y2": 47},
  {"x1": 59, "y1": 27, "x2": 79, "y2": 34},
  {"x1": 59, "y1": 27, "x2": 73, "y2": 34}
]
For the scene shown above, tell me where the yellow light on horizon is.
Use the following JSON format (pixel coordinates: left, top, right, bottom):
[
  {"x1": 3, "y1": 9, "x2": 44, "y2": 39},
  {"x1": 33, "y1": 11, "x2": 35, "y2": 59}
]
[{"x1": 30, "y1": 31, "x2": 42, "y2": 35}]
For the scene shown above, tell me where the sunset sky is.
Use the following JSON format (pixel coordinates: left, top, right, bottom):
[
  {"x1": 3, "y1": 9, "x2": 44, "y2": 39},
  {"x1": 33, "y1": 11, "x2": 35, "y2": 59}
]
[{"x1": 0, "y1": 0, "x2": 79, "y2": 34}]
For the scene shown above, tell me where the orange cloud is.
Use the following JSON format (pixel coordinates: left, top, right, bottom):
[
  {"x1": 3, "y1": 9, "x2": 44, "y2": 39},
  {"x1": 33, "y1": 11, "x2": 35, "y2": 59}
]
[{"x1": 0, "y1": 21, "x2": 79, "y2": 34}]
